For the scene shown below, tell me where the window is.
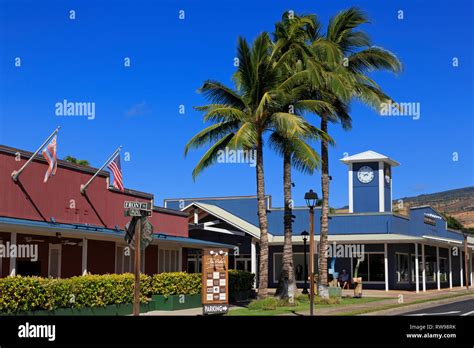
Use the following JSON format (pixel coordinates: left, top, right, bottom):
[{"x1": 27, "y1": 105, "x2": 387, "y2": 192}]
[
  {"x1": 158, "y1": 248, "x2": 180, "y2": 273},
  {"x1": 438, "y1": 257, "x2": 447, "y2": 282},
  {"x1": 352, "y1": 253, "x2": 384, "y2": 282},
  {"x1": 48, "y1": 244, "x2": 61, "y2": 278},
  {"x1": 410, "y1": 256, "x2": 423, "y2": 283},
  {"x1": 235, "y1": 255, "x2": 251, "y2": 272},
  {"x1": 273, "y1": 253, "x2": 318, "y2": 283},
  {"x1": 115, "y1": 245, "x2": 144, "y2": 273},
  {"x1": 425, "y1": 256, "x2": 436, "y2": 282},
  {"x1": 396, "y1": 253, "x2": 409, "y2": 283}
]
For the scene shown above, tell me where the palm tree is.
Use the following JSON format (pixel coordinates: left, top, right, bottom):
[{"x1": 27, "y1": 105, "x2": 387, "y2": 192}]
[
  {"x1": 185, "y1": 32, "x2": 309, "y2": 298},
  {"x1": 307, "y1": 8, "x2": 402, "y2": 295}
]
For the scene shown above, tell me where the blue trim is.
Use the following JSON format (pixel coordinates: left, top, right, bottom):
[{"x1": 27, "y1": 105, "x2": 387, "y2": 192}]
[{"x1": 0, "y1": 216, "x2": 235, "y2": 248}]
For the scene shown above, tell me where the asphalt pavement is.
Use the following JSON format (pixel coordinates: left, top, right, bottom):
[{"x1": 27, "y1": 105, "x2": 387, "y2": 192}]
[{"x1": 404, "y1": 299, "x2": 474, "y2": 316}]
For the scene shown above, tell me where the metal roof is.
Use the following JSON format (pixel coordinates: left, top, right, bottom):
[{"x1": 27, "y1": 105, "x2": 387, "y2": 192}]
[
  {"x1": 0, "y1": 216, "x2": 234, "y2": 249},
  {"x1": 340, "y1": 150, "x2": 400, "y2": 167},
  {"x1": 183, "y1": 202, "x2": 261, "y2": 238}
]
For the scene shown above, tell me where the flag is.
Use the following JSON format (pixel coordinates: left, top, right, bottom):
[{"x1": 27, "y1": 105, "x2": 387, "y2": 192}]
[
  {"x1": 108, "y1": 154, "x2": 124, "y2": 191},
  {"x1": 42, "y1": 135, "x2": 57, "y2": 183}
]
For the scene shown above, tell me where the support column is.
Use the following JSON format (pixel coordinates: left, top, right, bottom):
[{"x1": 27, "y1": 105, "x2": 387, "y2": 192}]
[
  {"x1": 422, "y1": 244, "x2": 426, "y2": 292},
  {"x1": 436, "y1": 246, "x2": 441, "y2": 290},
  {"x1": 449, "y1": 247, "x2": 453, "y2": 289},
  {"x1": 9, "y1": 232, "x2": 17, "y2": 276},
  {"x1": 81, "y1": 238, "x2": 88, "y2": 275},
  {"x1": 251, "y1": 238, "x2": 257, "y2": 289},
  {"x1": 384, "y1": 243, "x2": 389, "y2": 291},
  {"x1": 415, "y1": 243, "x2": 419, "y2": 293},
  {"x1": 460, "y1": 249, "x2": 464, "y2": 288}
]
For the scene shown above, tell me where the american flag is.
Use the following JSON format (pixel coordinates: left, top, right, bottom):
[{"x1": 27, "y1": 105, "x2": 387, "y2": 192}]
[
  {"x1": 42, "y1": 135, "x2": 57, "y2": 183},
  {"x1": 108, "y1": 154, "x2": 124, "y2": 191}
]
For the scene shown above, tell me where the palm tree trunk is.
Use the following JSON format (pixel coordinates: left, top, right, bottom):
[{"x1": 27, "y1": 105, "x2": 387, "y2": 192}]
[
  {"x1": 275, "y1": 151, "x2": 297, "y2": 301},
  {"x1": 256, "y1": 135, "x2": 269, "y2": 298},
  {"x1": 319, "y1": 114, "x2": 330, "y2": 298}
]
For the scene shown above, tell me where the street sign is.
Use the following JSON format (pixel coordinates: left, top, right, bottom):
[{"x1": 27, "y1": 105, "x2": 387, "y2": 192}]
[
  {"x1": 124, "y1": 217, "x2": 153, "y2": 250},
  {"x1": 124, "y1": 209, "x2": 152, "y2": 217},
  {"x1": 202, "y1": 248, "x2": 229, "y2": 315},
  {"x1": 203, "y1": 304, "x2": 228, "y2": 315},
  {"x1": 124, "y1": 201, "x2": 152, "y2": 211}
]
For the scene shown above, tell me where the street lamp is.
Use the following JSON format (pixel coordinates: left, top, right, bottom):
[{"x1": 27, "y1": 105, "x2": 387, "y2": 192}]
[
  {"x1": 301, "y1": 230, "x2": 309, "y2": 295},
  {"x1": 304, "y1": 189, "x2": 318, "y2": 316}
]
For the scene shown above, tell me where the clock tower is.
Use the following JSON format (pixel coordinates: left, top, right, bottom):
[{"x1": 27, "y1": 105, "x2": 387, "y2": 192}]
[{"x1": 340, "y1": 151, "x2": 399, "y2": 213}]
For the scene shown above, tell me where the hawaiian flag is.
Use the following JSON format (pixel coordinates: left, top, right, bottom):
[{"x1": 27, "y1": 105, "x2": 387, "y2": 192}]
[
  {"x1": 42, "y1": 135, "x2": 57, "y2": 183},
  {"x1": 108, "y1": 154, "x2": 124, "y2": 191}
]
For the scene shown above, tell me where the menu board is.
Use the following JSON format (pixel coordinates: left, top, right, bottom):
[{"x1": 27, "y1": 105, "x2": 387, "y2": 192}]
[{"x1": 201, "y1": 248, "x2": 229, "y2": 314}]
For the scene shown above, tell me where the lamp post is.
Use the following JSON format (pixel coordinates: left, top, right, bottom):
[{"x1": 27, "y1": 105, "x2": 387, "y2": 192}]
[
  {"x1": 301, "y1": 230, "x2": 309, "y2": 295},
  {"x1": 304, "y1": 189, "x2": 318, "y2": 316}
]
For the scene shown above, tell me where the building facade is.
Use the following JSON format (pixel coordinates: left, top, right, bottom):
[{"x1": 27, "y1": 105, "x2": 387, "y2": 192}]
[
  {"x1": 0, "y1": 145, "x2": 230, "y2": 279},
  {"x1": 165, "y1": 151, "x2": 474, "y2": 292}
]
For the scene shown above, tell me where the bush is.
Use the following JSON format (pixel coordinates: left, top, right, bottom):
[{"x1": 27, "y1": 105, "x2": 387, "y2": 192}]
[
  {"x1": 0, "y1": 271, "x2": 255, "y2": 313},
  {"x1": 228, "y1": 270, "x2": 255, "y2": 293},
  {"x1": 247, "y1": 297, "x2": 280, "y2": 311},
  {"x1": 0, "y1": 272, "x2": 200, "y2": 313}
]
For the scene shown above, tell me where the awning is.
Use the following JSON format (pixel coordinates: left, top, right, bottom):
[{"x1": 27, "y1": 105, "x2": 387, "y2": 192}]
[{"x1": 0, "y1": 216, "x2": 235, "y2": 249}]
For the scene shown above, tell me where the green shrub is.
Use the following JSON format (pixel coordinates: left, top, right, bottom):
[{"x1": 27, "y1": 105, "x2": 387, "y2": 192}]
[
  {"x1": 150, "y1": 272, "x2": 201, "y2": 296},
  {"x1": 247, "y1": 297, "x2": 280, "y2": 311},
  {"x1": 228, "y1": 270, "x2": 255, "y2": 293}
]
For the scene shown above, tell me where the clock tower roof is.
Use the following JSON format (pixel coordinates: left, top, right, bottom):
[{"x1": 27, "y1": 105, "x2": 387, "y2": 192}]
[{"x1": 340, "y1": 150, "x2": 400, "y2": 167}]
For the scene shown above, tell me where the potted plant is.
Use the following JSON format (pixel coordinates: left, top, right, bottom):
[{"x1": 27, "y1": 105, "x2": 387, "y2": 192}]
[{"x1": 353, "y1": 258, "x2": 363, "y2": 298}]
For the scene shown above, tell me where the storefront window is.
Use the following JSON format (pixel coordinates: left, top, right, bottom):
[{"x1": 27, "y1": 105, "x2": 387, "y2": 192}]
[
  {"x1": 396, "y1": 253, "x2": 409, "y2": 283},
  {"x1": 274, "y1": 253, "x2": 317, "y2": 283},
  {"x1": 352, "y1": 253, "x2": 384, "y2": 282}
]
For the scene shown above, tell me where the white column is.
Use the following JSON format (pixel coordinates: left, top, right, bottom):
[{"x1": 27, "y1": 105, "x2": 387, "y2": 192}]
[
  {"x1": 469, "y1": 253, "x2": 474, "y2": 287},
  {"x1": 348, "y1": 164, "x2": 353, "y2": 213},
  {"x1": 422, "y1": 244, "x2": 426, "y2": 292},
  {"x1": 251, "y1": 238, "x2": 257, "y2": 288},
  {"x1": 436, "y1": 246, "x2": 440, "y2": 290},
  {"x1": 193, "y1": 208, "x2": 199, "y2": 224},
  {"x1": 9, "y1": 232, "x2": 17, "y2": 276},
  {"x1": 415, "y1": 243, "x2": 419, "y2": 293},
  {"x1": 378, "y1": 161, "x2": 385, "y2": 213},
  {"x1": 81, "y1": 238, "x2": 88, "y2": 275},
  {"x1": 449, "y1": 248, "x2": 453, "y2": 288},
  {"x1": 384, "y1": 243, "x2": 389, "y2": 291},
  {"x1": 460, "y1": 249, "x2": 464, "y2": 288}
]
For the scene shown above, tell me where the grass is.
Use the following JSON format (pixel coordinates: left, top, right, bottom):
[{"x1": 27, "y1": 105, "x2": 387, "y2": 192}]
[{"x1": 227, "y1": 295, "x2": 386, "y2": 316}]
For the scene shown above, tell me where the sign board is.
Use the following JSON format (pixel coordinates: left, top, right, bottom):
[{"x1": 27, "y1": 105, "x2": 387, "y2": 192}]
[
  {"x1": 124, "y1": 217, "x2": 153, "y2": 250},
  {"x1": 124, "y1": 201, "x2": 152, "y2": 211},
  {"x1": 201, "y1": 248, "x2": 229, "y2": 315},
  {"x1": 203, "y1": 304, "x2": 229, "y2": 315},
  {"x1": 124, "y1": 209, "x2": 152, "y2": 217}
]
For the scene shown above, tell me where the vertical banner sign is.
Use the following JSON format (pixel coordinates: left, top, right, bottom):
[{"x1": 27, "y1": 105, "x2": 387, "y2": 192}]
[{"x1": 202, "y1": 248, "x2": 229, "y2": 315}]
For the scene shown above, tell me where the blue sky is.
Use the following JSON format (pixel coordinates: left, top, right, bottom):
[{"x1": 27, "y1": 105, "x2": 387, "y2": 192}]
[{"x1": 0, "y1": 0, "x2": 472, "y2": 209}]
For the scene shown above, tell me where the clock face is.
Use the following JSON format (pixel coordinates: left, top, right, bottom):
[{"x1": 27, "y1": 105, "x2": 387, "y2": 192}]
[{"x1": 357, "y1": 166, "x2": 374, "y2": 184}]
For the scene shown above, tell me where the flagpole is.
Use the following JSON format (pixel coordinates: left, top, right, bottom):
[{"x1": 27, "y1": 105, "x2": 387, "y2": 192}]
[
  {"x1": 80, "y1": 146, "x2": 122, "y2": 195},
  {"x1": 11, "y1": 126, "x2": 61, "y2": 182}
]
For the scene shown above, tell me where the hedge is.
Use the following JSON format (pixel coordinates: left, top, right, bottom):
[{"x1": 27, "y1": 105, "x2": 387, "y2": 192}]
[{"x1": 0, "y1": 271, "x2": 253, "y2": 313}]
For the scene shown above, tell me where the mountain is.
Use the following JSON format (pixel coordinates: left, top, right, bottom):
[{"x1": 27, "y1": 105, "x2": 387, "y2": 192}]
[
  {"x1": 337, "y1": 187, "x2": 474, "y2": 228},
  {"x1": 393, "y1": 187, "x2": 474, "y2": 228}
]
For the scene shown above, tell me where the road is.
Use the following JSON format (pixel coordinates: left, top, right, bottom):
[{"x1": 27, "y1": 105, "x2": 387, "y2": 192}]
[{"x1": 404, "y1": 299, "x2": 474, "y2": 316}]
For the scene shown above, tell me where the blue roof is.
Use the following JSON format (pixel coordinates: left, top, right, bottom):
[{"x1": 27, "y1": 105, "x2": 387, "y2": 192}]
[
  {"x1": 166, "y1": 196, "x2": 465, "y2": 243},
  {"x1": 0, "y1": 216, "x2": 235, "y2": 248}
]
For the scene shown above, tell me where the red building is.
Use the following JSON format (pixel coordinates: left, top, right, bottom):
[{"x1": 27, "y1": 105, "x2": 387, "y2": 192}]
[{"x1": 0, "y1": 145, "x2": 230, "y2": 278}]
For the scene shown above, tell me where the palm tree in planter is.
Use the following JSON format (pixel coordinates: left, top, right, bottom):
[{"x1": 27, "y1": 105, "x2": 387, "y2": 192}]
[
  {"x1": 185, "y1": 33, "x2": 310, "y2": 298},
  {"x1": 301, "y1": 7, "x2": 402, "y2": 297}
]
